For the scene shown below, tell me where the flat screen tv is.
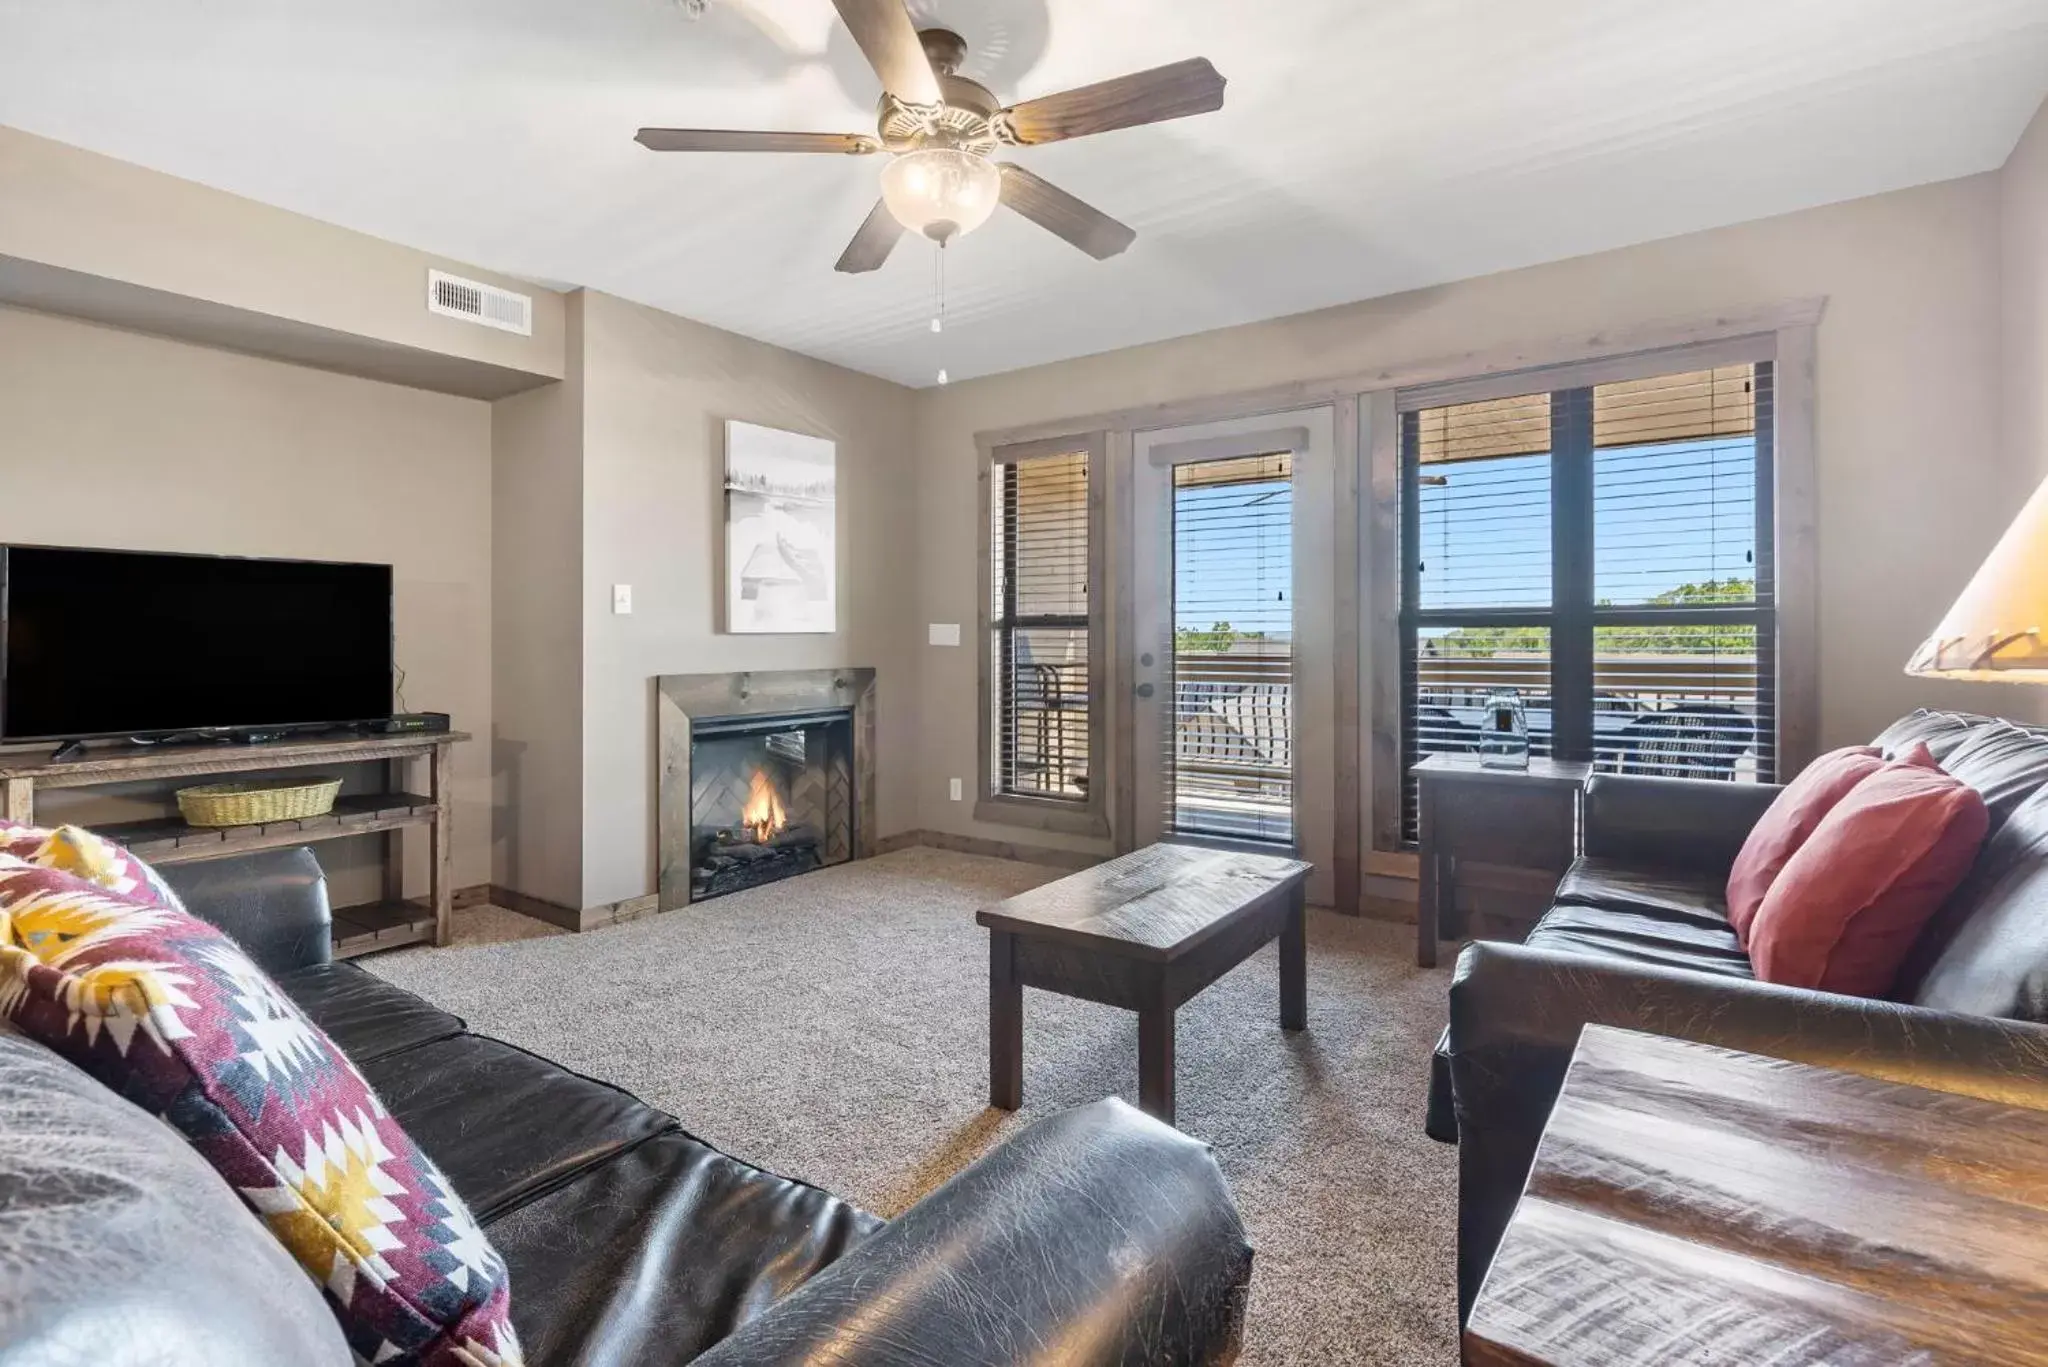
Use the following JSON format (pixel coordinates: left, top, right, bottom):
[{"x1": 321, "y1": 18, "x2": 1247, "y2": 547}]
[{"x1": 0, "y1": 545, "x2": 394, "y2": 744}]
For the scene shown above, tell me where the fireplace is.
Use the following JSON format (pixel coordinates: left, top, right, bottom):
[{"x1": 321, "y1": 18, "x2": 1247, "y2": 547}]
[
  {"x1": 657, "y1": 668, "x2": 876, "y2": 910},
  {"x1": 687, "y1": 709, "x2": 855, "y2": 901}
]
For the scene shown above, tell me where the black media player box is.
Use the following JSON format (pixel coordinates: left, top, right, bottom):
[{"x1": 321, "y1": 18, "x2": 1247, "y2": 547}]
[{"x1": 374, "y1": 713, "x2": 451, "y2": 735}]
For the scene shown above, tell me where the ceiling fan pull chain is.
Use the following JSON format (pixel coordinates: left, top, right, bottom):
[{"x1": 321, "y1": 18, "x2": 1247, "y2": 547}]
[{"x1": 934, "y1": 243, "x2": 949, "y2": 385}]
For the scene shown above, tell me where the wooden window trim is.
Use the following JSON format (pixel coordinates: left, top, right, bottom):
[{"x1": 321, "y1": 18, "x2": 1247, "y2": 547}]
[{"x1": 977, "y1": 431, "x2": 1111, "y2": 839}]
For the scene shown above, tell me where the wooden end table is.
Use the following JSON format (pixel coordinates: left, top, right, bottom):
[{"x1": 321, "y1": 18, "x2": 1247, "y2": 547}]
[
  {"x1": 1467, "y1": 1026, "x2": 2048, "y2": 1366},
  {"x1": 1414, "y1": 754, "x2": 1590, "y2": 967},
  {"x1": 975, "y1": 842, "x2": 1312, "y2": 1128}
]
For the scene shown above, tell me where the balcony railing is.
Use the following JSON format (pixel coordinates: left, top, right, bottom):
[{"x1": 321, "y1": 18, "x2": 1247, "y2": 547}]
[{"x1": 1416, "y1": 654, "x2": 1764, "y2": 780}]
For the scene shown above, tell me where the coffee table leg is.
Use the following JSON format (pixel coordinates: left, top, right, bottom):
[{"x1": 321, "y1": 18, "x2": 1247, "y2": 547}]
[
  {"x1": 1280, "y1": 885, "x2": 1307, "y2": 1031},
  {"x1": 1138, "y1": 999, "x2": 1176, "y2": 1127},
  {"x1": 989, "y1": 931, "x2": 1022, "y2": 1110}
]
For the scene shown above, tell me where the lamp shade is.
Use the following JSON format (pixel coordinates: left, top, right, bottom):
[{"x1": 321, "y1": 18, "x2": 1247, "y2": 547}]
[{"x1": 1906, "y1": 475, "x2": 2048, "y2": 680}]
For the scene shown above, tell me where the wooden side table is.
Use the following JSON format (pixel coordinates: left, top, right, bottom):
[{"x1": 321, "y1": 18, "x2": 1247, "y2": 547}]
[
  {"x1": 1414, "y1": 754, "x2": 1590, "y2": 967},
  {"x1": 1466, "y1": 1026, "x2": 2048, "y2": 1366}
]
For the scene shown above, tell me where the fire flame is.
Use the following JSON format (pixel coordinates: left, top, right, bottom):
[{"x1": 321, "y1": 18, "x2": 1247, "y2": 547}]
[{"x1": 740, "y1": 768, "x2": 786, "y2": 843}]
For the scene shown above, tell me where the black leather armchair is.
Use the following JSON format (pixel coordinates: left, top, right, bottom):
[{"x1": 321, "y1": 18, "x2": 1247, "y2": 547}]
[
  {"x1": 112, "y1": 851, "x2": 1253, "y2": 1366},
  {"x1": 1434, "y1": 710, "x2": 2048, "y2": 1321}
]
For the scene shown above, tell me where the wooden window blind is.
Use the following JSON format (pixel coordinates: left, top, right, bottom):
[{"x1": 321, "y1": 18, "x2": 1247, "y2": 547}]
[
  {"x1": 1167, "y1": 453, "x2": 1293, "y2": 845},
  {"x1": 990, "y1": 449, "x2": 1091, "y2": 802},
  {"x1": 1398, "y1": 360, "x2": 1776, "y2": 842}
]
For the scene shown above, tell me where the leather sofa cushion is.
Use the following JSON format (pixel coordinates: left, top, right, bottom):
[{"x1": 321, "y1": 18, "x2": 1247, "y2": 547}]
[
  {"x1": 485, "y1": 1130, "x2": 881, "y2": 1365},
  {"x1": 1937, "y1": 720, "x2": 2048, "y2": 833},
  {"x1": 1872, "y1": 709, "x2": 1991, "y2": 764},
  {"x1": 277, "y1": 962, "x2": 464, "y2": 1064},
  {"x1": 0, "y1": 1032, "x2": 352, "y2": 1367},
  {"x1": 1555, "y1": 858, "x2": 1733, "y2": 928},
  {"x1": 1907, "y1": 787, "x2": 2048, "y2": 1020},
  {"x1": 1528, "y1": 903, "x2": 1755, "y2": 978},
  {"x1": 158, "y1": 848, "x2": 333, "y2": 978},
  {"x1": 1534, "y1": 859, "x2": 1753, "y2": 978},
  {"x1": 360, "y1": 1033, "x2": 677, "y2": 1223}
]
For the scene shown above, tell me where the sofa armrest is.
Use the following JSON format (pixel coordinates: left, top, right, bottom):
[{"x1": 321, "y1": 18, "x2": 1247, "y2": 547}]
[
  {"x1": 1580, "y1": 773, "x2": 1782, "y2": 877},
  {"x1": 693, "y1": 1098, "x2": 1252, "y2": 1367},
  {"x1": 157, "y1": 847, "x2": 333, "y2": 977},
  {"x1": 1445, "y1": 939, "x2": 2048, "y2": 1318}
]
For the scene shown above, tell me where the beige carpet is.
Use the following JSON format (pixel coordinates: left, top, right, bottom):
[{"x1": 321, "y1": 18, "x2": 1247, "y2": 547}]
[{"x1": 368, "y1": 847, "x2": 1460, "y2": 1365}]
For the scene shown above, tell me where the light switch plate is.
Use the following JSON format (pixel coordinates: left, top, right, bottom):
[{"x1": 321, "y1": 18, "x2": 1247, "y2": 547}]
[
  {"x1": 928, "y1": 622, "x2": 961, "y2": 646},
  {"x1": 612, "y1": 584, "x2": 633, "y2": 615},
  {"x1": 949, "y1": 777, "x2": 963, "y2": 801}
]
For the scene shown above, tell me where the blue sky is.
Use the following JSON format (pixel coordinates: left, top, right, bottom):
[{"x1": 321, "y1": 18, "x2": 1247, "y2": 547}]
[
  {"x1": 1168, "y1": 435, "x2": 1757, "y2": 637},
  {"x1": 1418, "y1": 435, "x2": 1757, "y2": 610},
  {"x1": 1174, "y1": 478, "x2": 1294, "y2": 636}
]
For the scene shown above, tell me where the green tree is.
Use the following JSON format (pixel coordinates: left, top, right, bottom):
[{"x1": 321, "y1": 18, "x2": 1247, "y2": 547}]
[
  {"x1": 1431, "y1": 579, "x2": 1756, "y2": 658},
  {"x1": 1176, "y1": 621, "x2": 1241, "y2": 653}
]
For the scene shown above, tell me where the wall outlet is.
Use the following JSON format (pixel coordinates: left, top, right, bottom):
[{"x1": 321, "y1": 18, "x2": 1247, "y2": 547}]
[
  {"x1": 949, "y1": 777, "x2": 963, "y2": 802},
  {"x1": 612, "y1": 584, "x2": 633, "y2": 615},
  {"x1": 928, "y1": 622, "x2": 961, "y2": 646}
]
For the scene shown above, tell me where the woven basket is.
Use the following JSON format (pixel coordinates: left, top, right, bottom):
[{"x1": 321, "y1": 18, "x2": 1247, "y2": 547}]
[{"x1": 176, "y1": 777, "x2": 342, "y2": 828}]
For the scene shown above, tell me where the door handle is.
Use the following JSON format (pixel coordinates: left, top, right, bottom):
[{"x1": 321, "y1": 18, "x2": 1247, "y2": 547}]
[{"x1": 1135, "y1": 682, "x2": 1155, "y2": 699}]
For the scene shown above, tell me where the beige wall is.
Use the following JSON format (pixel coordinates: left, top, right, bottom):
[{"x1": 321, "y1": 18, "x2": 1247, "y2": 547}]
[
  {"x1": 916, "y1": 172, "x2": 2021, "y2": 869},
  {"x1": 489, "y1": 294, "x2": 586, "y2": 908},
  {"x1": 0, "y1": 126, "x2": 565, "y2": 397},
  {"x1": 1997, "y1": 96, "x2": 2048, "y2": 724},
  {"x1": 576, "y1": 291, "x2": 919, "y2": 909},
  {"x1": 0, "y1": 305, "x2": 494, "y2": 907},
  {"x1": 2005, "y1": 98, "x2": 2048, "y2": 491}
]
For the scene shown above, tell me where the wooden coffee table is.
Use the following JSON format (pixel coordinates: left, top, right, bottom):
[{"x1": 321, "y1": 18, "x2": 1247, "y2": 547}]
[
  {"x1": 1467, "y1": 1026, "x2": 2048, "y2": 1365},
  {"x1": 976, "y1": 842, "x2": 1312, "y2": 1127}
]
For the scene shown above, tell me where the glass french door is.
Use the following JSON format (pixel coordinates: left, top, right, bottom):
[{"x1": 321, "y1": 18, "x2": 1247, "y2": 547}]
[{"x1": 1132, "y1": 409, "x2": 1331, "y2": 851}]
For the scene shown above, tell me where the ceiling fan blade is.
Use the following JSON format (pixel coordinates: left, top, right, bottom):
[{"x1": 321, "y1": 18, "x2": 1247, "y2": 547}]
[
  {"x1": 998, "y1": 164, "x2": 1136, "y2": 260},
  {"x1": 831, "y1": 0, "x2": 943, "y2": 106},
  {"x1": 835, "y1": 199, "x2": 905, "y2": 274},
  {"x1": 635, "y1": 128, "x2": 879, "y2": 154},
  {"x1": 1000, "y1": 57, "x2": 1226, "y2": 145}
]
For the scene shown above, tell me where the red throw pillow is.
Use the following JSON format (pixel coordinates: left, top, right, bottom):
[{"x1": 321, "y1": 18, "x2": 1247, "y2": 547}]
[
  {"x1": 1727, "y1": 746, "x2": 1884, "y2": 945},
  {"x1": 1747, "y1": 761, "x2": 1988, "y2": 996},
  {"x1": 0, "y1": 828, "x2": 520, "y2": 1366}
]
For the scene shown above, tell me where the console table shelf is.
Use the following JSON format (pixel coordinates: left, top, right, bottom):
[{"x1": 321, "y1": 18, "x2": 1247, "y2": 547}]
[
  {"x1": 0, "y1": 730, "x2": 468, "y2": 959},
  {"x1": 98, "y1": 792, "x2": 438, "y2": 864}
]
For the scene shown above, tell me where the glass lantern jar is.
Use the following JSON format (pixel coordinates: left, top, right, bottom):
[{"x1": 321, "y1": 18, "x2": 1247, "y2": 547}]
[{"x1": 1479, "y1": 687, "x2": 1530, "y2": 770}]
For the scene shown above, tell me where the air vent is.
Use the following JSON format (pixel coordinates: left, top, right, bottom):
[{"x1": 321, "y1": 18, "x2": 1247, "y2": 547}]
[{"x1": 426, "y1": 269, "x2": 533, "y2": 336}]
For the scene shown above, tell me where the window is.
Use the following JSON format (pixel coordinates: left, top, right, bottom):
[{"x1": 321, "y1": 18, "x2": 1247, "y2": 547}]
[
  {"x1": 980, "y1": 434, "x2": 1107, "y2": 835},
  {"x1": 1397, "y1": 359, "x2": 1775, "y2": 842}
]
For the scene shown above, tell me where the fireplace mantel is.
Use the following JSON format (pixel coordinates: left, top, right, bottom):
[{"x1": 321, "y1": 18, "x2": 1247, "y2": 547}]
[{"x1": 656, "y1": 668, "x2": 876, "y2": 910}]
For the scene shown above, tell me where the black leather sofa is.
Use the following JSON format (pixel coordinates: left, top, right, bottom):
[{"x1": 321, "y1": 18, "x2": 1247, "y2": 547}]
[
  {"x1": 1431, "y1": 709, "x2": 2048, "y2": 1319},
  {"x1": 1, "y1": 848, "x2": 1253, "y2": 1367}
]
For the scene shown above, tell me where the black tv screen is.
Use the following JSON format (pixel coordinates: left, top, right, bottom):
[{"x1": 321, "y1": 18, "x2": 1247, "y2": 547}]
[{"x1": 0, "y1": 546, "x2": 393, "y2": 743}]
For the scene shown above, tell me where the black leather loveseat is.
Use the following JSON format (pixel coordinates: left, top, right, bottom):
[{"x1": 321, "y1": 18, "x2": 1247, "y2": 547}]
[
  {"x1": 1, "y1": 848, "x2": 1253, "y2": 1366},
  {"x1": 1431, "y1": 708, "x2": 2048, "y2": 1319}
]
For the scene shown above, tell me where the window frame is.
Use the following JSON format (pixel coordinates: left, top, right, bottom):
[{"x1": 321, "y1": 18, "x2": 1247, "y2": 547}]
[
  {"x1": 977, "y1": 431, "x2": 1111, "y2": 838},
  {"x1": 1377, "y1": 334, "x2": 1791, "y2": 850}
]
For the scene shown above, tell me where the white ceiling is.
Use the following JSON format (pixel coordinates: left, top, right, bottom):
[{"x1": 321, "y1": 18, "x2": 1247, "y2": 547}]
[{"x1": 3, "y1": 0, "x2": 2046, "y2": 387}]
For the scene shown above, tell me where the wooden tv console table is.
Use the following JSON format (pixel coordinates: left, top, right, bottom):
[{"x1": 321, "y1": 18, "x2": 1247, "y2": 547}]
[{"x1": 0, "y1": 730, "x2": 468, "y2": 959}]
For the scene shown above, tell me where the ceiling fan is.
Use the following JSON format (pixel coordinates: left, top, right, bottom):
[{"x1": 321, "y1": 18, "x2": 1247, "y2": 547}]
[{"x1": 636, "y1": 0, "x2": 1226, "y2": 272}]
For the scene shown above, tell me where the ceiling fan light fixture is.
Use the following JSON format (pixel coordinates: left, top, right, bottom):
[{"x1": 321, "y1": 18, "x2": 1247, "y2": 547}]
[{"x1": 880, "y1": 147, "x2": 1000, "y2": 245}]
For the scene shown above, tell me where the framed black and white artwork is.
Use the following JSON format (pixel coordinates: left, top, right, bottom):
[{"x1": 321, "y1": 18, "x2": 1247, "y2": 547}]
[{"x1": 724, "y1": 420, "x2": 836, "y2": 634}]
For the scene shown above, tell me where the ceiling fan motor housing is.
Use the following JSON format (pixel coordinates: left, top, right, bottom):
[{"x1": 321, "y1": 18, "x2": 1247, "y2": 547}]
[{"x1": 878, "y1": 30, "x2": 1003, "y2": 153}]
